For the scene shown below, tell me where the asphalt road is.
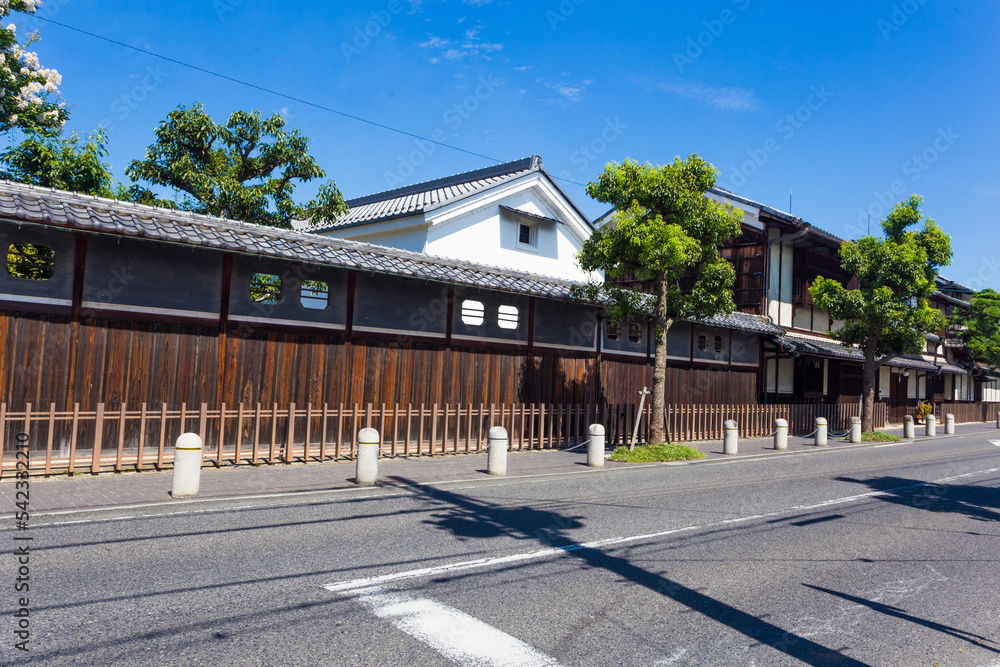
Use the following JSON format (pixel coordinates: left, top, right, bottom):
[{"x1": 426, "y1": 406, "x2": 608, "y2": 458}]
[{"x1": 3, "y1": 433, "x2": 1000, "y2": 666}]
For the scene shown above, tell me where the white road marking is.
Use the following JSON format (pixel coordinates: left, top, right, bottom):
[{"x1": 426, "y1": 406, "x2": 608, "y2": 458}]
[
  {"x1": 343, "y1": 586, "x2": 563, "y2": 667},
  {"x1": 325, "y1": 467, "x2": 1000, "y2": 593},
  {"x1": 990, "y1": 440, "x2": 1000, "y2": 447}
]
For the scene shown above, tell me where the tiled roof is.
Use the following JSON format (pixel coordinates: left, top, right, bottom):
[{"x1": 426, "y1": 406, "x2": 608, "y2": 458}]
[
  {"x1": 774, "y1": 333, "x2": 970, "y2": 373},
  {"x1": 702, "y1": 311, "x2": 785, "y2": 336},
  {"x1": 310, "y1": 156, "x2": 543, "y2": 232}
]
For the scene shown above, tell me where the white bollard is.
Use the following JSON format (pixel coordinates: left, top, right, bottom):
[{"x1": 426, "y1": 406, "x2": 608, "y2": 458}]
[
  {"x1": 925, "y1": 414, "x2": 937, "y2": 437},
  {"x1": 488, "y1": 426, "x2": 508, "y2": 476},
  {"x1": 850, "y1": 416, "x2": 862, "y2": 443},
  {"x1": 815, "y1": 417, "x2": 828, "y2": 447},
  {"x1": 171, "y1": 433, "x2": 203, "y2": 499},
  {"x1": 903, "y1": 415, "x2": 915, "y2": 439},
  {"x1": 945, "y1": 413, "x2": 955, "y2": 435},
  {"x1": 355, "y1": 428, "x2": 380, "y2": 486},
  {"x1": 723, "y1": 420, "x2": 738, "y2": 455},
  {"x1": 587, "y1": 424, "x2": 605, "y2": 468},
  {"x1": 774, "y1": 419, "x2": 788, "y2": 451}
]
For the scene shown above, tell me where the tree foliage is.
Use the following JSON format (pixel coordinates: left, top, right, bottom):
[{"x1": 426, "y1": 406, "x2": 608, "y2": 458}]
[
  {"x1": 951, "y1": 288, "x2": 1000, "y2": 369},
  {"x1": 810, "y1": 194, "x2": 951, "y2": 430},
  {"x1": 576, "y1": 155, "x2": 743, "y2": 444},
  {"x1": 126, "y1": 103, "x2": 348, "y2": 229},
  {"x1": 0, "y1": 1, "x2": 66, "y2": 135},
  {"x1": 1, "y1": 128, "x2": 116, "y2": 197}
]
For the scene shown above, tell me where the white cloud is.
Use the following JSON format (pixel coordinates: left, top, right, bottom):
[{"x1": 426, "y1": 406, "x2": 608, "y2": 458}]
[
  {"x1": 515, "y1": 65, "x2": 533, "y2": 72},
  {"x1": 418, "y1": 35, "x2": 450, "y2": 49},
  {"x1": 647, "y1": 79, "x2": 764, "y2": 112},
  {"x1": 419, "y1": 25, "x2": 502, "y2": 61},
  {"x1": 539, "y1": 78, "x2": 593, "y2": 106}
]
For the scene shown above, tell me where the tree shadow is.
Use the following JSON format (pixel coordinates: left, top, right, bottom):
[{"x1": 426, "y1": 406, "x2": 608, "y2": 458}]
[
  {"x1": 804, "y1": 584, "x2": 1000, "y2": 653},
  {"x1": 834, "y1": 476, "x2": 1000, "y2": 523},
  {"x1": 388, "y1": 475, "x2": 872, "y2": 666}
]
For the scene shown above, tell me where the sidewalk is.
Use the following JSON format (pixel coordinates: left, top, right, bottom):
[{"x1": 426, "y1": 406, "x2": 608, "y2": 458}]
[{"x1": 3, "y1": 422, "x2": 997, "y2": 515}]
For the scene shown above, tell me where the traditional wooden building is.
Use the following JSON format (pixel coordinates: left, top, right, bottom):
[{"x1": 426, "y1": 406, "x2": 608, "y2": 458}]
[{"x1": 0, "y1": 179, "x2": 780, "y2": 419}]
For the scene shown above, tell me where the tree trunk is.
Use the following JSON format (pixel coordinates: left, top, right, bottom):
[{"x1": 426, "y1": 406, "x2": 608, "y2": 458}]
[
  {"x1": 649, "y1": 275, "x2": 671, "y2": 444},
  {"x1": 860, "y1": 346, "x2": 880, "y2": 433}
]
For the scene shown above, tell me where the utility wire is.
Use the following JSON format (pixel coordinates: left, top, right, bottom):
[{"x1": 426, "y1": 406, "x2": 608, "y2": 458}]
[{"x1": 34, "y1": 16, "x2": 589, "y2": 189}]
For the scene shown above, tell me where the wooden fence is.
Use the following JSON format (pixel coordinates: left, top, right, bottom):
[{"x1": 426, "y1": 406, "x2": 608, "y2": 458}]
[{"x1": 2, "y1": 398, "x2": 985, "y2": 478}]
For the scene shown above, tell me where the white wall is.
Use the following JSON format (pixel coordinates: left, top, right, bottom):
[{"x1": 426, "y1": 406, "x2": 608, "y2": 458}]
[
  {"x1": 767, "y1": 230, "x2": 794, "y2": 327},
  {"x1": 426, "y1": 185, "x2": 591, "y2": 282}
]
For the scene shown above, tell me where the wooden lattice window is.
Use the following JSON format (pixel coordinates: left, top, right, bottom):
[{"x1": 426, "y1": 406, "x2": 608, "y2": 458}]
[
  {"x1": 250, "y1": 273, "x2": 282, "y2": 304},
  {"x1": 300, "y1": 280, "x2": 328, "y2": 310},
  {"x1": 7, "y1": 242, "x2": 55, "y2": 281}
]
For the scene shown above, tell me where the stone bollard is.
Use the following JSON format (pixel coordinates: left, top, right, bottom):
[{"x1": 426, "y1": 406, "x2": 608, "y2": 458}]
[
  {"x1": 903, "y1": 415, "x2": 915, "y2": 439},
  {"x1": 171, "y1": 433, "x2": 203, "y2": 499},
  {"x1": 850, "y1": 416, "x2": 862, "y2": 443},
  {"x1": 587, "y1": 424, "x2": 605, "y2": 468},
  {"x1": 488, "y1": 426, "x2": 508, "y2": 476},
  {"x1": 815, "y1": 417, "x2": 828, "y2": 447},
  {"x1": 925, "y1": 414, "x2": 937, "y2": 437},
  {"x1": 996, "y1": 412, "x2": 1000, "y2": 430},
  {"x1": 723, "y1": 420, "x2": 738, "y2": 455},
  {"x1": 355, "y1": 428, "x2": 380, "y2": 486},
  {"x1": 945, "y1": 413, "x2": 955, "y2": 435},
  {"x1": 774, "y1": 419, "x2": 788, "y2": 451}
]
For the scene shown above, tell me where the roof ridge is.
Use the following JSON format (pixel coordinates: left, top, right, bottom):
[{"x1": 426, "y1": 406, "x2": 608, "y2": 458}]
[{"x1": 345, "y1": 155, "x2": 540, "y2": 207}]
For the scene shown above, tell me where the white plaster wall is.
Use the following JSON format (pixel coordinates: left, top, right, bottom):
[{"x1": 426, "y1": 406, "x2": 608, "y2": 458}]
[
  {"x1": 318, "y1": 215, "x2": 429, "y2": 253},
  {"x1": 983, "y1": 381, "x2": 1000, "y2": 402},
  {"x1": 879, "y1": 366, "x2": 891, "y2": 398},
  {"x1": 425, "y1": 188, "x2": 591, "y2": 282},
  {"x1": 767, "y1": 232, "x2": 794, "y2": 327}
]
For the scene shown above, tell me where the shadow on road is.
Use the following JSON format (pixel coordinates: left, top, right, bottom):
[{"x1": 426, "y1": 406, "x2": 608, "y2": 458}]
[
  {"x1": 388, "y1": 475, "x2": 872, "y2": 667},
  {"x1": 835, "y1": 475, "x2": 1000, "y2": 523},
  {"x1": 804, "y1": 584, "x2": 1000, "y2": 653}
]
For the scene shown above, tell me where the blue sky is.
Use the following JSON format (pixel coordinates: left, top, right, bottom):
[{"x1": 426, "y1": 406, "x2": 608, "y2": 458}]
[{"x1": 13, "y1": 0, "x2": 1000, "y2": 289}]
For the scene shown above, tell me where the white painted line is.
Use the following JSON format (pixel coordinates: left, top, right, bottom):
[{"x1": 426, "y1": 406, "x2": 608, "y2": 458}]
[
  {"x1": 324, "y1": 467, "x2": 1000, "y2": 593},
  {"x1": 990, "y1": 440, "x2": 1000, "y2": 447},
  {"x1": 343, "y1": 586, "x2": 563, "y2": 667}
]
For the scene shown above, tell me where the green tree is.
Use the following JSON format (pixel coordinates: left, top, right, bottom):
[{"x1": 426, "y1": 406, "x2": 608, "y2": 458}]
[
  {"x1": 576, "y1": 155, "x2": 744, "y2": 444},
  {"x1": 1, "y1": 129, "x2": 116, "y2": 197},
  {"x1": 951, "y1": 289, "x2": 1000, "y2": 369},
  {"x1": 126, "y1": 103, "x2": 347, "y2": 229},
  {"x1": 0, "y1": 2, "x2": 67, "y2": 136},
  {"x1": 810, "y1": 195, "x2": 951, "y2": 431}
]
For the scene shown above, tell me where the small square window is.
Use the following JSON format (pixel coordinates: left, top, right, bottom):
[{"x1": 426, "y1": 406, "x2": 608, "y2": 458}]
[
  {"x1": 7, "y1": 242, "x2": 55, "y2": 281},
  {"x1": 250, "y1": 273, "x2": 282, "y2": 304},
  {"x1": 697, "y1": 334, "x2": 708, "y2": 352},
  {"x1": 300, "y1": 280, "x2": 329, "y2": 310},
  {"x1": 497, "y1": 304, "x2": 519, "y2": 330},
  {"x1": 606, "y1": 322, "x2": 620, "y2": 341},
  {"x1": 714, "y1": 336, "x2": 724, "y2": 353},
  {"x1": 628, "y1": 323, "x2": 641, "y2": 344},
  {"x1": 516, "y1": 223, "x2": 537, "y2": 250},
  {"x1": 461, "y1": 299, "x2": 485, "y2": 326}
]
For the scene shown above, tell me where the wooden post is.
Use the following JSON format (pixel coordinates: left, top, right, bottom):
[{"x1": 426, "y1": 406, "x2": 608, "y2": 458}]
[
  {"x1": 217, "y1": 402, "x2": 226, "y2": 467},
  {"x1": 45, "y1": 403, "x2": 56, "y2": 476},
  {"x1": 91, "y1": 403, "x2": 104, "y2": 474},
  {"x1": 320, "y1": 403, "x2": 329, "y2": 460},
  {"x1": 23, "y1": 403, "x2": 32, "y2": 474},
  {"x1": 156, "y1": 403, "x2": 167, "y2": 469},
  {"x1": 268, "y1": 403, "x2": 278, "y2": 462},
  {"x1": 136, "y1": 403, "x2": 147, "y2": 472},
  {"x1": 431, "y1": 403, "x2": 439, "y2": 456},
  {"x1": 234, "y1": 403, "x2": 245, "y2": 465},
  {"x1": 69, "y1": 403, "x2": 80, "y2": 474},
  {"x1": 198, "y1": 402, "x2": 208, "y2": 446},
  {"x1": 304, "y1": 403, "x2": 313, "y2": 462},
  {"x1": 406, "y1": 404, "x2": 413, "y2": 456},
  {"x1": 252, "y1": 403, "x2": 262, "y2": 463},
  {"x1": 286, "y1": 402, "x2": 296, "y2": 462},
  {"x1": 115, "y1": 402, "x2": 127, "y2": 472}
]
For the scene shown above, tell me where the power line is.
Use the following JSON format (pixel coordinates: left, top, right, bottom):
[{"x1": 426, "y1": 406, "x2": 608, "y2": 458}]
[{"x1": 33, "y1": 16, "x2": 589, "y2": 189}]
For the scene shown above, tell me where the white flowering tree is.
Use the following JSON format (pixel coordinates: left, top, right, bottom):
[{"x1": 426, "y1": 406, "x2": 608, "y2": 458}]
[{"x1": 0, "y1": 0, "x2": 65, "y2": 136}]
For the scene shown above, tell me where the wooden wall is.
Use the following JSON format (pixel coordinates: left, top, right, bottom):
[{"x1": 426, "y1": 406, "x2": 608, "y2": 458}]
[{"x1": 0, "y1": 309, "x2": 757, "y2": 411}]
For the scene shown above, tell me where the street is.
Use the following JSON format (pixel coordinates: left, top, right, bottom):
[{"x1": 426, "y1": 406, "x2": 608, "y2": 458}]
[{"x1": 4, "y1": 433, "x2": 1000, "y2": 666}]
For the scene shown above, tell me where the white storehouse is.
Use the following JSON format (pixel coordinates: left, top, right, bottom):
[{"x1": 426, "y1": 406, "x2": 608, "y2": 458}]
[{"x1": 309, "y1": 156, "x2": 597, "y2": 282}]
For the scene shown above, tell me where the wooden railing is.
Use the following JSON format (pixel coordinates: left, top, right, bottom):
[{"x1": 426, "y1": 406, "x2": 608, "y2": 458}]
[
  {"x1": 0, "y1": 400, "x2": 909, "y2": 477},
  {"x1": 932, "y1": 401, "x2": 1000, "y2": 425}
]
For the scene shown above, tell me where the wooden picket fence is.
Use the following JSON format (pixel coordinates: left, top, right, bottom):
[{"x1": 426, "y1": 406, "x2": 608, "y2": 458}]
[{"x1": 2, "y1": 397, "x2": 985, "y2": 478}]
